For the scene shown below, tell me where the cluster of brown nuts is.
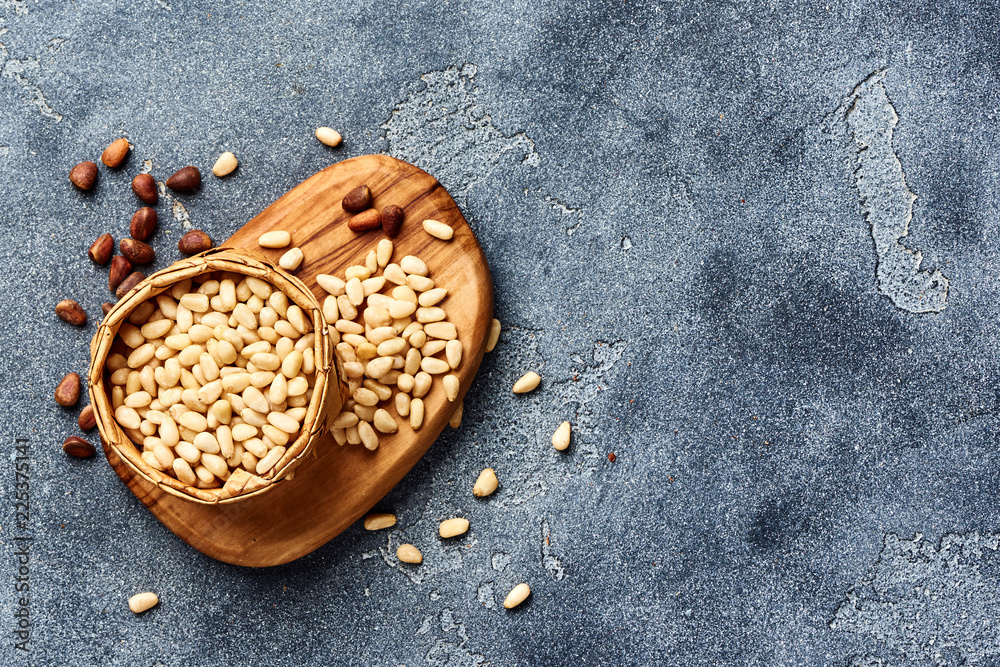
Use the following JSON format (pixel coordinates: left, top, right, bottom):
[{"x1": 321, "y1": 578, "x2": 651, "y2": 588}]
[{"x1": 342, "y1": 184, "x2": 405, "y2": 237}]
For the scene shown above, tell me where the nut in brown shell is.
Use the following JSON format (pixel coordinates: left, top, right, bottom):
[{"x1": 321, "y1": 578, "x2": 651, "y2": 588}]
[
  {"x1": 166, "y1": 166, "x2": 201, "y2": 192},
  {"x1": 69, "y1": 161, "x2": 98, "y2": 191},
  {"x1": 101, "y1": 138, "x2": 130, "y2": 168},
  {"x1": 120, "y1": 238, "x2": 155, "y2": 265},
  {"x1": 347, "y1": 208, "x2": 381, "y2": 232},
  {"x1": 55, "y1": 299, "x2": 87, "y2": 326},
  {"x1": 63, "y1": 436, "x2": 96, "y2": 458},
  {"x1": 88, "y1": 233, "x2": 114, "y2": 264},
  {"x1": 78, "y1": 404, "x2": 97, "y2": 431},
  {"x1": 130, "y1": 208, "x2": 158, "y2": 241},
  {"x1": 381, "y1": 205, "x2": 404, "y2": 237},
  {"x1": 116, "y1": 271, "x2": 146, "y2": 300},
  {"x1": 178, "y1": 229, "x2": 213, "y2": 255},
  {"x1": 108, "y1": 256, "x2": 132, "y2": 293},
  {"x1": 342, "y1": 184, "x2": 372, "y2": 212},
  {"x1": 131, "y1": 173, "x2": 158, "y2": 204},
  {"x1": 55, "y1": 373, "x2": 80, "y2": 407}
]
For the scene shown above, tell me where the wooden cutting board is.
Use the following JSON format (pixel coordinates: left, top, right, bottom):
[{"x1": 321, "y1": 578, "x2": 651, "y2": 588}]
[{"x1": 103, "y1": 154, "x2": 493, "y2": 566}]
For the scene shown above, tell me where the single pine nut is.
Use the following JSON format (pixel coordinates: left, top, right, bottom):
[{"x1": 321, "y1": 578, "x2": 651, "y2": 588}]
[
  {"x1": 212, "y1": 151, "x2": 238, "y2": 177},
  {"x1": 258, "y1": 230, "x2": 291, "y2": 248},
  {"x1": 363, "y1": 513, "x2": 396, "y2": 530},
  {"x1": 443, "y1": 374, "x2": 460, "y2": 402},
  {"x1": 128, "y1": 592, "x2": 159, "y2": 614},
  {"x1": 395, "y1": 392, "x2": 411, "y2": 416},
  {"x1": 373, "y1": 409, "x2": 398, "y2": 433},
  {"x1": 358, "y1": 420, "x2": 379, "y2": 451},
  {"x1": 345, "y1": 265, "x2": 371, "y2": 280},
  {"x1": 279, "y1": 247, "x2": 304, "y2": 271},
  {"x1": 361, "y1": 276, "x2": 385, "y2": 296},
  {"x1": 412, "y1": 372, "x2": 432, "y2": 398},
  {"x1": 173, "y1": 458, "x2": 197, "y2": 485},
  {"x1": 513, "y1": 371, "x2": 541, "y2": 394},
  {"x1": 115, "y1": 406, "x2": 141, "y2": 430},
  {"x1": 417, "y1": 288, "x2": 448, "y2": 307},
  {"x1": 473, "y1": 468, "x2": 498, "y2": 497},
  {"x1": 365, "y1": 249, "x2": 378, "y2": 273},
  {"x1": 175, "y1": 441, "x2": 201, "y2": 464},
  {"x1": 422, "y1": 219, "x2": 454, "y2": 240},
  {"x1": 406, "y1": 275, "x2": 435, "y2": 292},
  {"x1": 322, "y1": 296, "x2": 339, "y2": 323},
  {"x1": 396, "y1": 544, "x2": 423, "y2": 564},
  {"x1": 409, "y1": 398, "x2": 424, "y2": 429},
  {"x1": 267, "y1": 411, "x2": 299, "y2": 434},
  {"x1": 354, "y1": 387, "x2": 379, "y2": 406},
  {"x1": 389, "y1": 300, "x2": 417, "y2": 318},
  {"x1": 180, "y1": 293, "x2": 210, "y2": 312},
  {"x1": 336, "y1": 319, "x2": 364, "y2": 334},
  {"x1": 449, "y1": 401, "x2": 463, "y2": 428},
  {"x1": 424, "y1": 322, "x2": 457, "y2": 340},
  {"x1": 400, "y1": 255, "x2": 428, "y2": 276},
  {"x1": 416, "y1": 307, "x2": 446, "y2": 323},
  {"x1": 256, "y1": 446, "x2": 285, "y2": 474},
  {"x1": 345, "y1": 278, "x2": 364, "y2": 306},
  {"x1": 383, "y1": 263, "x2": 407, "y2": 285},
  {"x1": 445, "y1": 340, "x2": 463, "y2": 369},
  {"x1": 504, "y1": 583, "x2": 530, "y2": 609},
  {"x1": 421, "y1": 357, "x2": 450, "y2": 375},
  {"x1": 552, "y1": 421, "x2": 571, "y2": 451},
  {"x1": 365, "y1": 356, "x2": 393, "y2": 379},
  {"x1": 376, "y1": 239, "x2": 393, "y2": 267},
  {"x1": 439, "y1": 517, "x2": 469, "y2": 538},
  {"x1": 487, "y1": 319, "x2": 501, "y2": 352},
  {"x1": 315, "y1": 127, "x2": 342, "y2": 146}
]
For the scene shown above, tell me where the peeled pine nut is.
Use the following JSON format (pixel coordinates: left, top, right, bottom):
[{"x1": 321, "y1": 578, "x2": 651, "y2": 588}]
[
  {"x1": 487, "y1": 318, "x2": 501, "y2": 352},
  {"x1": 417, "y1": 288, "x2": 447, "y2": 307},
  {"x1": 412, "y1": 372, "x2": 432, "y2": 398},
  {"x1": 503, "y1": 583, "x2": 531, "y2": 609},
  {"x1": 212, "y1": 151, "x2": 238, "y2": 177},
  {"x1": 376, "y1": 239, "x2": 393, "y2": 267},
  {"x1": 258, "y1": 230, "x2": 291, "y2": 248},
  {"x1": 279, "y1": 247, "x2": 304, "y2": 271},
  {"x1": 421, "y1": 357, "x2": 450, "y2": 375},
  {"x1": 443, "y1": 375, "x2": 460, "y2": 402},
  {"x1": 439, "y1": 517, "x2": 469, "y2": 538},
  {"x1": 422, "y1": 219, "x2": 454, "y2": 240},
  {"x1": 513, "y1": 371, "x2": 541, "y2": 394},
  {"x1": 473, "y1": 468, "x2": 498, "y2": 497},
  {"x1": 409, "y1": 398, "x2": 424, "y2": 429},
  {"x1": 373, "y1": 408, "x2": 398, "y2": 433},
  {"x1": 396, "y1": 544, "x2": 423, "y2": 564},
  {"x1": 128, "y1": 592, "x2": 159, "y2": 614},
  {"x1": 315, "y1": 126, "x2": 342, "y2": 147},
  {"x1": 317, "y1": 274, "x2": 346, "y2": 296},
  {"x1": 552, "y1": 421, "x2": 571, "y2": 451},
  {"x1": 395, "y1": 392, "x2": 410, "y2": 417},
  {"x1": 363, "y1": 512, "x2": 396, "y2": 530},
  {"x1": 256, "y1": 446, "x2": 285, "y2": 474},
  {"x1": 445, "y1": 340, "x2": 462, "y2": 369},
  {"x1": 449, "y1": 401, "x2": 463, "y2": 428},
  {"x1": 358, "y1": 420, "x2": 379, "y2": 450}
]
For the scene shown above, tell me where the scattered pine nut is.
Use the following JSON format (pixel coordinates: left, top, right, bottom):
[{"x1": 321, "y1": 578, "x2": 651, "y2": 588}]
[
  {"x1": 503, "y1": 583, "x2": 531, "y2": 609},
  {"x1": 439, "y1": 517, "x2": 469, "y2": 538},
  {"x1": 396, "y1": 543, "x2": 423, "y2": 564},
  {"x1": 363, "y1": 512, "x2": 396, "y2": 530},
  {"x1": 473, "y1": 468, "x2": 498, "y2": 497},
  {"x1": 422, "y1": 219, "x2": 454, "y2": 240},
  {"x1": 212, "y1": 152, "x2": 238, "y2": 177},
  {"x1": 513, "y1": 371, "x2": 541, "y2": 394},
  {"x1": 279, "y1": 247, "x2": 304, "y2": 271},
  {"x1": 449, "y1": 400, "x2": 463, "y2": 428},
  {"x1": 258, "y1": 230, "x2": 291, "y2": 248},
  {"x1": 443, "y1": 374, "x2": 460, "y2": 402},
  {"x1": 552, "y1": 421, "x2": 571, "y2": 451},
  {"x1": 486, "y1": 319, "x2": 501, "y2": 352},
  {"x1": 128, "y1": 592, "x2": 159, "y2": 614},
  {"x1": 315, "y1": 127, "x2": 342, "y2": 147}
]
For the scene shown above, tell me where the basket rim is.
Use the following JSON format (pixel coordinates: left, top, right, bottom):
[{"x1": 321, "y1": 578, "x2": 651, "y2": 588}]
[{"x1": 89, "y1": 247, "x2": 343, "y2": 505}]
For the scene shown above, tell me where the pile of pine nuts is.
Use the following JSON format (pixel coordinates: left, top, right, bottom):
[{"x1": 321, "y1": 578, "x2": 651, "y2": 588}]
[
  {"x1": 321, "y1": 239, "x2": 462, "y2": 450},
  {"x1": 106, "y1": 274, "x2": 317, "y2": 487}
]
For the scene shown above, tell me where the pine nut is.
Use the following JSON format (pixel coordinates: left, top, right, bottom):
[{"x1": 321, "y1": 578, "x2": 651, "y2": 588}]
[
  {"x1": 409, "y1": 398, "x2": 425, "y2": 429},
  {"x1": 315, "y1": 126, "x2": 342, "y2": 146},
  {"x1": 552, "y1": 421, "x2": 571, "y2": 451},
  {"x1": 179, "y1": 293, "x2": 210, "y2": 312},
  {"x1": 473, "y1": 467, "x2": 499, "y2": 498},
  {"x1": 358, "y1": 420, "x2": 379, "y2": 450},
  {"x1": 513, "y1": 371, "x2": 541, "y2": 394},
  {"x1": 413, "y1": 372, "x2": 432, "y2": 398},
  {"x1": 244, "y1": 438, "x2": 267, "y2": 458},
  {"x1": 212, "y1": 151, "x2": 238, "y2": 177},
  {"x1": 396, "y1": 544, "x2": 423, "y2": 564},
  {"x1": 406, "y1": 275, "x2": 435, "y2": 292},
  {"x1": 443, "y1": 375, "x2": 460, "y2": 402},
  {"x1": 383, "y1": 263, "x2": 407, "y2": 285},
  {"x1": 267, "y1": 411, "x2": 299, "y2": 434},
  {"x1": 376, "y1": 239, "x2": 393, "y2": 267},
  {"x1": 365, "y1": 356, "x2": 394, "y2": 379},
  {"x1": 445, "y1": 340, "x2": 463, "y2": 369},
  {"x1": 361, "y1": 276, "x2": 385, "y2": 296},
  {"x1": 422, "y1": 219, "x2": 454, "y2": 240},
  {"x1": 416, "y1": 307, "x2": 445, "y2": 323},
  {"x1": 421, "y1": 357, "x2": 450, "y2": 375},
  {"x1": 400, "y1": 255, "x2": 428, "y2": 276},
  {"x1": 439, "y1": 517, "x2": 469, "y2": 538},
  {"x1": 332, "y1": 411, "x2": 359, "y2": 429},
  {"x1": 395, "y1": 392, "x2": 411, "y2": 416},
  {"x1": 115, "y1": 406, "x2": 141, "y2": 429},
  {"x1": 258, "y1": 230, "x2": 291, "y2": 248},
  {"x1": 373, "y1": 409, "x2": 398, "y2": 433},
  {"x1": 336, "y1": 319, "x2": 365, "y2": 334},
  {"x1": 389, "y1": 300, "x2": 417, "y2": 318},
  {"x1": 173, "y1": 458, "x2": 197, "y2": 485},
  {"x1": 487, "y1": 318, "x2": 501, "y2": 352},
  {"x1": 376, "y1": 337, "x2": 407, "y2": 356},
  {"x1": 503, "y1": 583, "x2": 530, "y2": 609},
  {"x1": 417, "y1": 288, "x2": 448, "y2": 307},
  {"x1": 317, "y1": 274, "x2": 346, "y2": 296},
  {"x1": 256, "y1": 446, "x2": 285, "y2": 474},
  {"x1": 449, "y1": 401, "x2": 463, "y2": 428},
  {"x1": 175, "y1": 441, "x2": 201, "y2": 464},
  {"x1": 322, "y1": 296, "x2": 339, "y2": 323},
  {"x1": 128, "y1": 592, "x2": 159, "y2": 614},
  {"x1": 279, "y1": 247, "x2": 303, "y2": 271},
  {"x1": 424, "y1": 322, "x2": 457, "y2": 340},
  {"x1": 363, "y1": 513, "x2": 396, "y2": 530}
]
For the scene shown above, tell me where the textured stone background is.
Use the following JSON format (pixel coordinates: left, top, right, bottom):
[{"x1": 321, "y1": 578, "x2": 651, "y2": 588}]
[{"x1": 2, "y1": 1, "x2": 999, "y2": 665}]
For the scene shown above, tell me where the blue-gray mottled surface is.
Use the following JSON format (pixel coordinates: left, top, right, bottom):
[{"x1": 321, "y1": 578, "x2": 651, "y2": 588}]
[{"x1": 1, "y1": 1, "x2": 999, "y2": 665}]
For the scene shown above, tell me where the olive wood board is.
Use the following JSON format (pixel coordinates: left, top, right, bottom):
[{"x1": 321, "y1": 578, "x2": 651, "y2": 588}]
[{"x1": 103, "y1": 154, "x2": 494, "y2": 567}]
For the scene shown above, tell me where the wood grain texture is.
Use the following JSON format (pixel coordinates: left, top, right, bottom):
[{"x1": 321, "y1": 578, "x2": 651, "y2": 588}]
[{"x1": 103, "y1": 154, "x2": 493, "y2": 567}]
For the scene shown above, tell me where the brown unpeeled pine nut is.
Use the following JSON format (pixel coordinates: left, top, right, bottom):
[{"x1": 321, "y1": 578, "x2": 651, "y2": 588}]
[
  {"x1": 166, "y1": 166, "x2": 201, "y2": 192},
  {"x1": 473, "y1": 468, "x2": 498, "y2": 497},
  {"x1": 396, "y1": 544, "x2": 423, "y2": 564},
  {"x1": 120, "y1": 238, "x2": 154, "y2": 265},
  {"x1": 131, "y1": 173, "x2": 158, "y2": 204},
  {"x1": 130, "y1": 208, "x2": 157, "y2": 241},
  {"x1": 342, "y1": 184, "x2": 372, "y2": 212},
  {"x1": 78, "y1": 404, "x2": 97, "y2": 431},
  {"x1": 63, "y1": 436, "x2": 96, "y2": 458},
  {"x1": 116, "y1": 271, "x2": 146, "y2": 299},
  {"x1": 69, "y1": 161, "x2": 98, "y2": 191},
  {"x1": 108, "y1": 256, "x2": 132, "y2": 293},
  {"x1": 439, "y1": 517, "x2": 469, "y2": 538},
  {"x1": 88, "y1": 233, "x2": 114, "y2": 264},
  {"x1": 178, "y1": 229, "x2": 213, "y2": 254},
  {"x1": 382, "y1": 205, "x2": 404, "y2": 237},
  {"x1": 55, "y1": 299, "x2": 87, "y2": 326},
  {"x1": 348, "y1": 208, "x2": 381, "y2": 232},
  {"x1": 101, "y1": 302, "x2": 114, "y2": 316},
  {"x1": 363, "y1": 512, "x2": 397, "y2": 530},
  {"x1": 101, "y1": 138, "x2": 130, "y2": 168},
  {"x1": 55, "y1": 372, "x2": 81, "y2": 407}
]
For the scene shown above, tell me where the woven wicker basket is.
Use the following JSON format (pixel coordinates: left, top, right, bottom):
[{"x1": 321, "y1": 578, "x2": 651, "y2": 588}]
[{"x1": 88, "y1": 247, "x2": 344, "y2": 504}]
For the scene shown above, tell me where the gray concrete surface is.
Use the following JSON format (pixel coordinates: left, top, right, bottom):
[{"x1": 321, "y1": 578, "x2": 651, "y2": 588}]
[{"x1": 2, "y1": 1, "x2": 999, "y2": 665}]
